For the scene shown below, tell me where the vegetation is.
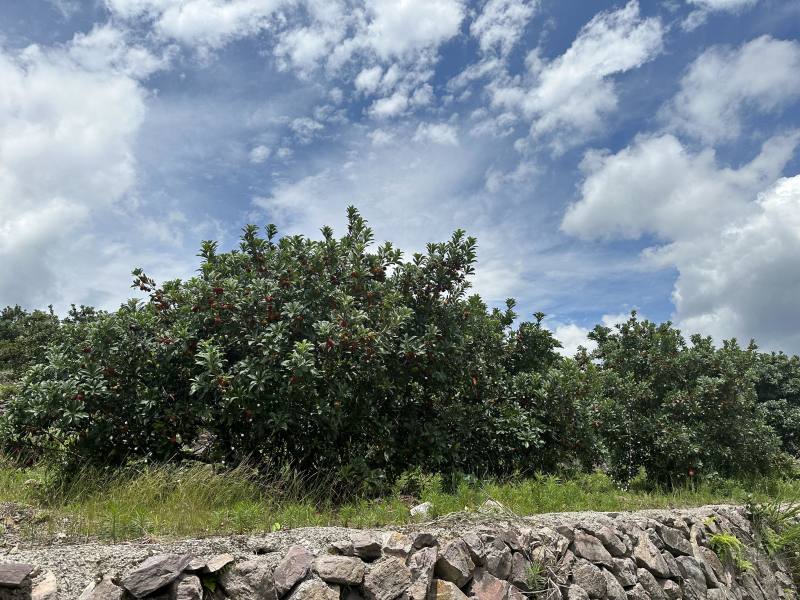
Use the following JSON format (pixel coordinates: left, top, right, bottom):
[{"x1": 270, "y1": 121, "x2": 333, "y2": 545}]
[{"x1": 0, "y1": 207, "x2": 798, "y2": 502}]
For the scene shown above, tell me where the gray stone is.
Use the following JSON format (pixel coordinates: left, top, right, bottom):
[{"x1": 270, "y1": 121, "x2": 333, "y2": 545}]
[
  {"x1": 353, "y1": 533, "x2": 383, "y2": 561},
  {"x1": 676, "y1": 556, "x2": 708, "y2": 595},
  {"x1": 169, "y1": 574, "x2": 202, "y2": 600},
  {"x1": 483, "y1": 537, "x2": 512, "y2": 581},
  {"x1": 694, "y1": 546, "x2": 722, "y2": 588},
  {"x1": 408, "y1": 547, "x2": 438, "y2": 600},
  {"x1": 657, "y1": 578, "x2": 682, "y2": 600},
  {"x1": 603, "y1": 569, "x2": 627, "y2": 600},
  {"x1": 585, "y1": 525, "x2": 627, "y2": 557},
  {"x1": 673, "y1": 519, "x2": 691, "y2": 538},
  {"x1": 31, "y1": 572, "x2": 57, "y2": 600},
  {"x1": 661, "y1": 551, "x2": 682, "y2": 580},
  {"x1": 461, "y1": 532, "x2": 486, "y2": 567},
  {"x1": 647, "y1": 528, "x2": 665, "y2": 552},
  {"x1": 384, "y1": 532, "x2": 413, "y2": 560},
  {"x1": 219, "y1": 557, "x2": 278, "y2": 600},
  {"x1": 691, "y1": 524, "x2": 710, "y2": 548},
  {"x1": 571, "y1": 559, "x2": 606, "y2": 599},
  {"x1": 498, "y1": 531, "x2": 522, "y2": 552},
  {"x1": 464, "y1": 568, "x2": 510, "y2": 599},
  {"x1": 286, "y1": 580, "x2": 339, "y2": 600},
  {"x1": 364, "y1": 557, "x2": 412, "y2": 600},
  {"x1": 78, "y1": 576, "x2": 124, "y2": 600},
  {"x1": 122, "y1": 555, "x2": 193, "y2": 599},
  {"x1": 508, "y1": 553, "x2": 530, "y2": 592},
  {"x1": 0, "y1": 564, "x2": 35, "y2": 588},
  {"x1": 626, "y1": 584, "x2": 649, "y2": 600},
  {"x1": 572, "y1": 532, "x2": 613, "y2": 568},
  {"x1": 507, "y1": 586, "x2": 527, "y2": 600},
  {"x1": 205, "y1": 554, "x2": 235, "y2": 574},
  {"x1": 330, "y1": 541, "x2": 355, "y2": 556},
  {"x1": 343, "y1": 590, "x2": 364, "y2": 600},
  {"x1": 680, "y1": 579, "x2": 706, "y2": 600},
  {"x1": 435, "y1": 538, "x2": 475, "y2": 588},
  {"x1": 410, "y1": 502, "x2": 432, "y2": 520},
  {"x1": 567, "y1": 584, "x2": 589, "y2": 600},
  {"x1": 557, "y1": 525, "x2": 576, "y2": 542},
  {"x1": 412, "y1": 533, "x2": 440, "y2": 549},
  {"x1": 633, "y1": 534, "x2": 671, "y2": 578},
  {"x1": 611, "y1": 558, "x2": 637, "y2": 587},
  {"x1": 274, "y1": 545, "x2": 314, "y2": 597},
  {"x1": 707, "y1": 589, "x2": 727, "y2": 600},
  {"x1": 637, "y1": 568, "x2": 668, "y2": 600},
  {"x1": 541, "y1": 528, "x2": 571, "y2": 558},
  {"x1": 427, "y1": 579, "x2": 469, "y2": 600},
  {"x1": 313, "y1": 556, "x2": 365, "y2": 586},
  {"x1": 658, "y1": 526, "x2": 692, "y2": 556}
]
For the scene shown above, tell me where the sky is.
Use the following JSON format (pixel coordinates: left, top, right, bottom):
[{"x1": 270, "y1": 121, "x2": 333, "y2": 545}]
[{"x1": 1, "y1": 0, "x2": 799, "y2": 357}]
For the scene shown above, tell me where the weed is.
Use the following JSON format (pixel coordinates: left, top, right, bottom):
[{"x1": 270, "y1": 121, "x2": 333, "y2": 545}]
[
  {"x1": 710, "y1": 533, "x2": 753, "y2": 573},
  {"x1": 526, "y1": 561, "x2": 548, "y2": 592}
]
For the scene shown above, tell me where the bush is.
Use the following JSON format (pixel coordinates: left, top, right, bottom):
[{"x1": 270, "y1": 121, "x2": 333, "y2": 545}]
[
  {"x1": 1, "y1": 208, "x2": 596, "y2": 486},
  {"x1": 753, "y1": 352, "x2": 800, "y2": 456},
  {"x1": 589, "y1": 313, "x2": 782, "y2": 485},
  {"x1": 0, "y1": 305, "x2": 61, "y2": 378}
]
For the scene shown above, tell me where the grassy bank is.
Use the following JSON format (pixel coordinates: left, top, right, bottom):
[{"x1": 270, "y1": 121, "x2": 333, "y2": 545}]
[{"x1": 3, "y1": 455, "x2": 800, "y2": 544}]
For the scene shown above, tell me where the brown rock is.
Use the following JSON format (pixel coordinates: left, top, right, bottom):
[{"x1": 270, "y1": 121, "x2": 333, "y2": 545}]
[
  {"x1": 313, "y1": 556, "x2": 365, "y2": 586},
  {"x1": 498, "y1": 530, "x2": 522, "y2": 552},
  {"x1": 31, "y1": 572, "x2": 57, "y2": 600},
  {"x1": 383, "y1": 532, "x2": 413, "y2": 560},
  {"x1": 465, "y1": 567, "x2": 510, "y2": 599},
  {"x1": 572, "y1": 532, "x2": 613, "y2": 568},
  {"x1": 461, "y1": 532, "x2": 486, "y2": 567},
  {"x1": 507, "y1": 586, "x2": 527, "y2": 600},
  {"x1": 409, "y1": 547, "x2": 438, "y2": 600},
  {"x1": 427, "y1": 579, "x2": 468, "y2": 600},
  {"x1": 483, "y1": 537, "x2": 512, "y2": 581},
  {"x1": 205, "y1": 554, "x2": 235, "y2": 574},
  {"x1": 218, "y1": 556, "x2": 278, "y2": 600},
  {"x1": 122, "y1": 555, "x2": 193, "y2": 599},
  {"x1": 78, "y1": 576, "x2": 125, "y2": 600},
  {"x1": 330, "y1": 541, "x2": 355, "y2": 556},
  {"x1": 412, "y1": 533, "x2": 440, "y2": 549},
  {"x1": 275, "y1": 545, "x2": 314, "y2": 597},
  {"x1": 364, "y1": 558, "x2": 411, "y2": 600},
  {"x1": 435, "y1": 538, "x2": 475, "y2": 588},
  {"x1": 170, "y1": 573, "x2": 202, "y2": 600},
  {"x1": 633, "y1": 534, "x2": 670, "y2": 578},
  {"x1": 0, "y1": 564, "x2": 35, "y2": 588},
  {"x1": 508, "y1": 553, "x2": 530, "y2": 591}
]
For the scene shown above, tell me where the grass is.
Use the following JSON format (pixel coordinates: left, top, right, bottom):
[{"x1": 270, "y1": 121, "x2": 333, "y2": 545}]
[{"x1": 3, "y1": 453, "x2": 800, "y2": 544}]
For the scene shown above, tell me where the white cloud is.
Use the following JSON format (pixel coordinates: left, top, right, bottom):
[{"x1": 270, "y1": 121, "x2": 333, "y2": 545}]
[
  {"x1": 290, "y1": 117, "x2": 324, "y2": 144},
  {"x1": 355, "y1": 65, "x2": 384, "y2": 95},
  {"x1": 662, "y1": 36, "x2": 800, "y2": 144},
  {"x1": 470, "y1": 0, "x2": 539, "y2": 57},
  {"x1": 413, "y1": 122, "x2": 460, "y2": 146},
  {"x1": 0, "y1": 34, "x2": 148, "y2": 308},
  {"x1": 562, "y1": 132, "x2": 800, "y2": 351},
  {"x1": 367, "y1": 128, "x2": 395, "y2": 146},
  {"x1": 683, "y1": 0, "x2": 759, "y2": 31},
  {"x1": 249, "y1": 145, "x2": 271, "y2": 163},
  {"x1": 490, "y1": 1, "x2": 664, "y2": 152},
  {"x1": 551, "y1": 323, "x2": 595, "y2": 357},
  {"x1": 368, "y1": 91, "x2": 409, "y2": 118}
]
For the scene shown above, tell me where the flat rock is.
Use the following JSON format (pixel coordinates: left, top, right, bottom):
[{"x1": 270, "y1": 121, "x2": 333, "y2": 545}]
[
  {"x1": 383, "y1": 532, "x2": 413, "y2": 560},
  {"x1": 0, "y1": 564, "x2": 35, "y2": 588},
  {"x1": 572, "y1": 532, "x2": 613, "y2": 568},
  {"x1": 330, "y1": 541, "x2": 354, "y2": 556},
  {"x1": 636, "y1": 568, "x2": 668, "y2": 600},
  {"x1": 313, "y1": 556, "x2": 365, "y2": 586},
  {"x1": 170, "y1": 573, "x2": 202, "y2": 600},
  {"x1": 274, "y1": 545, "x2": 314, "y2": 596},
  {"x1": 633, "y1": 534, "x2": 670, "y2": 578},
  {"x1": 31, "y1": 571, "x2": 57, "y2": 600},
  {"x1": 286, "y1": 580, "x2": 339, "y2": 600},
  {"x1": 364, "y1": 557, "x2": 411, "y2": 600},
  {"x1": 571, "y1": 559, "x2": 606, "y2": 599},
  {"x1": 603, "y1": 569, "x2": 626, "y2": 600},
  {"x1": 218, "y1": 557, "x2": 278, "y2": 600},
  {"x1": 408, "y1": 547, "x2": 438, "y2": 600},
  {"x1": 435, "y1": 538, "x2": 475, "y2": 588},
  {"x1": 658, "y1": 526, "x2": 692, "y2": 556},
  {"x1": 352, "y1": 533, "x2": 382, "y2": 561},
  {"x1": 427, "y1": 579, "x2": 468, "y2": 600},
  {"x1": 121, "y1": 554, "x2": 193, "y2": 599},
  {"x1": 78, "y1": 576, "x2": 124, "y2": 600},
  {"x1": 204, "y1": 554, "x2": 235, "y2": 574},
  {"x1": 464, "y1": 567, "x2": 510, "y2": 600}
]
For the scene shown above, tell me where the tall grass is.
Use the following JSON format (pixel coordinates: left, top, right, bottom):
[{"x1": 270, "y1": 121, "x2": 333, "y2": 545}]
[{"x1": 2, "y1": 453, "x2": 800, "y2": 544}]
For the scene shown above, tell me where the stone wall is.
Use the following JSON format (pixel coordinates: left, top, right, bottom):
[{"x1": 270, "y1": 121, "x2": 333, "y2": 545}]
[{"x1": 0, "y1": 504, "x2": 794, "y2": 600}]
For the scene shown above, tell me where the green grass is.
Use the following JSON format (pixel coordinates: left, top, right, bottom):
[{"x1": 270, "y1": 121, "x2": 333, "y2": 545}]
[{"x1": 3, "y1": 453, "x2": 800, "y2": 544}]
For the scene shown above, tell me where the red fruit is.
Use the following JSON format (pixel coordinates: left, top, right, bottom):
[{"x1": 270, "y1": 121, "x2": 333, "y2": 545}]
[
  {"x1": 244, "y1": 291, "x2": 249, "y2": 295},
  {"x1": 351, "y1": 271, "x2": 357, "y2": 277},
  {"x1": 327, "y1": 339, "x2": 334, "y2": 347},
  {"x1": 89, "y1": 408, "x2": 96, "y2": 414},
  {"x1": 79, "y1": 432, "x2": 87, "y2": 439},
  {"x1": 258, "y1": 256, "x2": 263, "y2": 262},
  {"x1": 290, "y1": 377, "x2": 295, "y2": 384},
  {"x1": 208, "y1": 298, "x2": 214, "y2": 304},
  {"x1": 192, "y1": 305, "x2": 200, "y2": 312},
  {"x1": 77, "y1": 394, "x2": 83, "y2": 400},
  {"x1": 296, "y1": 315, "x2": 302, "y2": 321},
  {"x1": 215, "y1": 318, "x2": 221, "y2": 324},
  {"x1": 340, "y1": 321, "x2": 346, "y2": 327},
  {"x1": 83, "y1": 346, "x2": 91, "y2": 353}
]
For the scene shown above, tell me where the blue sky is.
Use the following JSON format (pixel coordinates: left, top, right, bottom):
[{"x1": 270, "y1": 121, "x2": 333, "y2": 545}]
[{"x1": 1, "y1": 0, "x2": 799, "y2": 355}]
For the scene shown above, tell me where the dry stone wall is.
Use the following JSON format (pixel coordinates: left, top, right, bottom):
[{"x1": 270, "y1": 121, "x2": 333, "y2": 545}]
[{"x1": 0, "y1": 505, "x2": 794, "y2": 600}]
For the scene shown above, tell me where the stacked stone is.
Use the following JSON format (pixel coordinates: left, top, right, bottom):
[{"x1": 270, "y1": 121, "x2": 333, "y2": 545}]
[{"x1": 3, "y1": 506, "x2": 795, "y2": 600}]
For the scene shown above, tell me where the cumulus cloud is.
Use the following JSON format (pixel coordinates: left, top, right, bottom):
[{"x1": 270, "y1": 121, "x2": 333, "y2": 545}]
[
  {"x1": 249, "y1": 145, "x2": 271, "y2": 163},
  {"x1": 413, "y1": 122, "x2": 460, "y2": 146},
  {"x1": 290, "y1": 117, "x2": 324, "y2": 144},
  {"x1": 489, "y1": 1, "x2": 664, "y2": 152},
  {"x1": 551, "y1": 323, "x2": 594, "y2": 357},
  {"x1": 662, "y1": 36, "x2": 800, "y2": 144},
  {"x1": 683, "y1": 0, "x2": 759, "y2": 31},
  {"x1": 562, "y1": 132, "x2": 800, "y2": 351},
  {"x1": 0, "y1": 31, "x2": 151, "y2": 308},
  {"x1": 470, "y1": 0, "x2": 539, "y2": 57}
]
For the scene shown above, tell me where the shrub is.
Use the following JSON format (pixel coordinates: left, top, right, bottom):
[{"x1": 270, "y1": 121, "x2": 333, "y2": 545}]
[
  {"x1": 590, "y1": 313, "x2": 782, "y2": 485},
  {"x1": 753, "y1": 352, "x2": 800, "y2": 456},
  {"x1": 1, "y1": 208, "x2": 595, "y2": 486}
]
